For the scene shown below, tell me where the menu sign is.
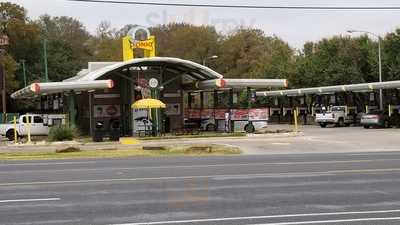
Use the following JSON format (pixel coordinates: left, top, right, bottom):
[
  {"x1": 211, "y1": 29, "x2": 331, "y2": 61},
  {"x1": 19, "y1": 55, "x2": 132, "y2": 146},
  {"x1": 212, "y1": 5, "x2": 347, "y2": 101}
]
[
  {"x1": 230, "y1": 109, "x2": 249, "y2": 121},
  {"x1": 215, "y1": 109, "x2": 229, "y2": 120},
  {"x1": 187, "y1": 109, "x2": 201, "y2": 119},
  {"x1": 249, "y1": 108, "x2": 269, "y2": 121},
  {"x1": 201, "y1": 109, "x2": 214, "y2": 119}
]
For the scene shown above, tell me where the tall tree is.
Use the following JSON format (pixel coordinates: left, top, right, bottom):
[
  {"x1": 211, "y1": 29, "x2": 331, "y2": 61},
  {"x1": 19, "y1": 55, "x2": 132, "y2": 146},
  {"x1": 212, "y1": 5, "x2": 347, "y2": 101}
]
[
  {"x1": 35, "y1": 15, "x2": 92, "y2": 81},
  {"x1": 151, "y1": 23, "x2": 220, "y2": 65}
]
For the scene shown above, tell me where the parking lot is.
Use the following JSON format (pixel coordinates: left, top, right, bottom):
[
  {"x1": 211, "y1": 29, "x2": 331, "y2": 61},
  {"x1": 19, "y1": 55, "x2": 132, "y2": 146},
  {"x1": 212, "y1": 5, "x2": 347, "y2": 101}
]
[{"x1": 232, "y1": 125, "x2": 400, "y2": 154}]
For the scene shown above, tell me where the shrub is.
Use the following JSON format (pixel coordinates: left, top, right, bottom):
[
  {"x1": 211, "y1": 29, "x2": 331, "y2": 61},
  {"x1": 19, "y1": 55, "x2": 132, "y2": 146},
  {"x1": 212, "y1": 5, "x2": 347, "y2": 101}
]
[{"x1": 48, "y1": 126, "x2": 78, "y2": 142}]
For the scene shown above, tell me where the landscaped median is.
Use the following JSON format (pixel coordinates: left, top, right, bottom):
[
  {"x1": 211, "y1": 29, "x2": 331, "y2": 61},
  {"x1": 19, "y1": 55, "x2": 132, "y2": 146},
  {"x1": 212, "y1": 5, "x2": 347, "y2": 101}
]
[{"x1": 0, "y1": 144, "x2": 241, "y2": 161}]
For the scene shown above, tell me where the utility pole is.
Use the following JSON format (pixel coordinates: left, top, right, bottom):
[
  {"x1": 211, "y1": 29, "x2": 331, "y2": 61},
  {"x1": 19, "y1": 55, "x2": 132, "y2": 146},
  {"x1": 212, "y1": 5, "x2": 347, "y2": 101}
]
[
  {"x1": 0, "y1": 34, "x2": 9, "y2": 116},
  {"x1": 21, "y1": 59, "x2": 27, "y2": 87},
  {"x1": 347, "y1": 30, "x2": 384, "y2": 110},
  {"x1": 43, "y1": 39, "x2": 49, "y2": 82},
  {"x1": 1, "y1": 53, "x2": 5, "y2": 115}
]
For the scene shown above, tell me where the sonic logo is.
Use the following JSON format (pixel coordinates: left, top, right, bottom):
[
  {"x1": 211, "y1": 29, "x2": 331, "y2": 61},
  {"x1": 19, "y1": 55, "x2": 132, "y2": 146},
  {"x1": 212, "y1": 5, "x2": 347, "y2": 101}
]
[{"x1": 131, "y1": 40, "x2": 154, "y2": 51}]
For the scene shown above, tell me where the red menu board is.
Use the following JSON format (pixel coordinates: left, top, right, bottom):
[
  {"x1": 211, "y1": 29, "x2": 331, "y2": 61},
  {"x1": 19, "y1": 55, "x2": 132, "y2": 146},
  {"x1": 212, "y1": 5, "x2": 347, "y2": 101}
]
[
  {"x1": 249, "y1": 108, "x2": 269, "y2": 121},
  {"x1": 187, "y1": 109, "x2": 201, "y2": 119},
  {"x1": 201, "y1": 109, "x2": 214, "y2": 119},
  {"x1": 230, "y1": 109, "x2": 249, "y2": 121},
  {"x1": 215, "y1": 109, "x2": 229, "y2": 120}
]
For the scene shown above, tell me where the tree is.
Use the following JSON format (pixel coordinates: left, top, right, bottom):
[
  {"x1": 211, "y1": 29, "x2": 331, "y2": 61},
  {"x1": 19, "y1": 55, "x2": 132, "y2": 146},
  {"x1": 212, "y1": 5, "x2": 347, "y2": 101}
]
[
  {"x1": 88, "y1": 21, "x2": 122, "y2": 61},
  {"x1": 151, "y1": 23, "x2": 220, "y2": 65},
  {"x1": 292, "y1": 36, "x2": 377, "y2": 88},
  {"x1": 0, "y1": 2, "x2": 42, "y2": 90},
  {"x1": 35, "y1": 15, "x2": 92, "y2": 81},
  {"x1": 217, "y1": 28, "x2": 294, "y2": 79},
  {"x1": 382, "y1": 29, "x2": 400, "y2": 81}
]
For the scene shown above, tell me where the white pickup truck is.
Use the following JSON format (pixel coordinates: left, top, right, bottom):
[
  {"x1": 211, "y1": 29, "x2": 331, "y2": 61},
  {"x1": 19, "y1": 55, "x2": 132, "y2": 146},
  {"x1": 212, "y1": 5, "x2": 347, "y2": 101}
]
[
  {"x1": 0, "y1": 114, "x2": 66, "y2": 141},
  {"x1": 315, "y1": 106, "x2": 353, "y2": 128}
]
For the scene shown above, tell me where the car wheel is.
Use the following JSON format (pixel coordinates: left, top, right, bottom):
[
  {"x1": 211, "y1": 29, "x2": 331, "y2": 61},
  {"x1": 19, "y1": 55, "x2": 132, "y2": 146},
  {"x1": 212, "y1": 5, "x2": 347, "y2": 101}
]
[
  {"x1": 319, "y1": 123, "x2": 327, "y2": 128},
  {"x1": 338, "y1": 118, "x2": 345, "y2": 127},
  {"x1": 6, "y1": 129, "x2": 17, "y2": 141},
  {"x1": 206, "y1": 124, "x2": 216, "y2": 132},
  {"x1": 363, "y1": 125, "x2": 370, "y2": 129},
  {"x1": 384, "y1": 120, "x2": 391, "y2": 128},
  {"x1": 244, "y1": 124, "x2": 255, "y2": 133}
]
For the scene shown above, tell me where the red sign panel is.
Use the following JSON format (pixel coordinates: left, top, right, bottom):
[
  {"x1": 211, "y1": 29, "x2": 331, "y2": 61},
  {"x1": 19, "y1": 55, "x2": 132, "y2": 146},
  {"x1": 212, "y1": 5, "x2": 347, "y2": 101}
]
[
  {"x1": 230, "y1": 109, "x2": 249, "y2": 121},
  {"x1": 187, "y1": 109, "x2": 201, "y2": 119},
  {"x1": 215, "y1": 109, "x2": 229, "y2": 120},
  {"x1": 201, "y1": 109, "x2": 214, "y2": 119},
  {"x1": 249, "y1": 108, "x2": 269, "y2": 121}
]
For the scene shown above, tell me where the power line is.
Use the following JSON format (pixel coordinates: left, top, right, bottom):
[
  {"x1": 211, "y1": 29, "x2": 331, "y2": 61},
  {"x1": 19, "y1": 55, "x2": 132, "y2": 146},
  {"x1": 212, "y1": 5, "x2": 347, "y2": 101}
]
[{"x1": 67, "y1": 0, "x2": 400, "y2": 10}]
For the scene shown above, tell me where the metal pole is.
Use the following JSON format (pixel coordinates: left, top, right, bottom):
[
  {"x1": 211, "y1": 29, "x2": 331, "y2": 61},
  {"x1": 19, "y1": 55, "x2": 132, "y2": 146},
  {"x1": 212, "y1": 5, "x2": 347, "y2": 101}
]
[
  {"x1": 378, "y1": 37, "x2": 384, "y2": 110},
  {"x1": 13, "y1": 116, "x2": 17, "y2": 144},
  {"x1": 43, "y1": 39, "x2": 49, "y2": 82},
  {"x1": 1, "y1": 54, "x2": 6, "y2": 115},
  {"x1": 21, "y1": 59, "x2": 27, "y2": 87}
]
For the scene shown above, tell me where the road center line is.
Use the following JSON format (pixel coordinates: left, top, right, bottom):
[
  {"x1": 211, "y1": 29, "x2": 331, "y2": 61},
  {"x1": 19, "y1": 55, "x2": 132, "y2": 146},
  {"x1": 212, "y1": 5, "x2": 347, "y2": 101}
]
[
  {"x1": 2, "y1": 168, "x2": 400, "y2": 186},
  {"x1": 110, "y1": 210, "x2": 400, "y2": 225},
  {"x1": 248, "y1": 217, "x2": 400, "y2": 225},
  {"x1": 2, "y1": 158, "x2": 400, "y2": 174},
  {"x1": 0, "y1": 198, "x2": 60, "y2": 203}
]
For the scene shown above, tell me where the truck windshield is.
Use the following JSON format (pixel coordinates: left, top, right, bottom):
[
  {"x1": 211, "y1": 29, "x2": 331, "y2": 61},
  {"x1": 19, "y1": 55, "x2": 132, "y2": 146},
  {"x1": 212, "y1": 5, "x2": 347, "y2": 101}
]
[{"x1": 331, "y1": 107, "x2": 345, "y2": 112}]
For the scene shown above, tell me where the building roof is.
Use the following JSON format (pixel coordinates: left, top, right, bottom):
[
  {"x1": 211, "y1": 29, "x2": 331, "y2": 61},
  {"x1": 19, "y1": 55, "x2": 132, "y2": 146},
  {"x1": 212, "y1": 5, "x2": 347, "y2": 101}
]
[
  {"x1": 11, "y1": 57, "x2": 288, "y2": 99},
  {"x1": 66, "y1": 57, "x2": 223, "y2": 82},
  {"x1": 256, "y1": 80, "x2": 400, "y2": 97}
]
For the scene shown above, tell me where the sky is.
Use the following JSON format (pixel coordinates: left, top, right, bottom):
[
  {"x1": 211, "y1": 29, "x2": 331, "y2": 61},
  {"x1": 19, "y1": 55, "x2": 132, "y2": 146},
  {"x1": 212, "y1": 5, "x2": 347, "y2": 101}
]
[{"x1": 5, "y1": 0, "x2": 400, "y2": 49}]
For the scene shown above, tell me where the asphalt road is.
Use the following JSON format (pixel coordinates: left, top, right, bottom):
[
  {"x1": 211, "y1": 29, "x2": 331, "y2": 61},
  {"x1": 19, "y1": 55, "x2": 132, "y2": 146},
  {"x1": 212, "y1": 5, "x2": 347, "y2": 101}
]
[{"x1": 1, "y1": 152, "x2": 400, "y2": 225}]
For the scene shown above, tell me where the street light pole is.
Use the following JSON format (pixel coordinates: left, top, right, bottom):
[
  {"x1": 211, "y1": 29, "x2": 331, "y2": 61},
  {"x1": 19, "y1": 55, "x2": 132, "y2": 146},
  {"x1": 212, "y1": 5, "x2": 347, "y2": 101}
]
[
  {"x1": 21, "y1": 59, "x2": 27, "y2": 87},
  {"x1": 347, "y1": 30, "x2": 384, "y2": 110},
  {"x1": 0, "y1": 51, "x2": 5, "y2": 115},
  {"x1": 43, "y1": 39, "x2": 49, "y2": 82},
  {"x1": 378, "y1": 37, "x2": 383, "y2": 111}
]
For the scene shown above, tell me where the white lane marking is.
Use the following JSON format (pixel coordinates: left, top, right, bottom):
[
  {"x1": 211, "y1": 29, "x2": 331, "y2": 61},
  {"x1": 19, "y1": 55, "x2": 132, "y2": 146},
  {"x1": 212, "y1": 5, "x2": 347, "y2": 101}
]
[
  {"x1": 248, "y1": 217, "x2": 400, "y2": 225},
  {"x1": 348, "y1": 152, "x2": 400, "y2": 156},
  {"x1": 2, "y1": 158, "x2": 400, "y2": 174},
  {"x1": 3, "y1": 168, "x2": 400, "y2": 186},
  {"x1": 110, "y1": 209, "x2": 400, "y2": 225},
  {"x1": 0, "y1": 161, "x2": 96, "y2": 166},
  {"x1": 0, "y1": 198, "x2": 60, "y2": 203}
]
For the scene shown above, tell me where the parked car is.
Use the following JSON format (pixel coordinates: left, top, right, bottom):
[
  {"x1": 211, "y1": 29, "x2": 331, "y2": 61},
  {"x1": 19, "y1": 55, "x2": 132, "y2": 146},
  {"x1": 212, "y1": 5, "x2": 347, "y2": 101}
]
[
  {"x1": 0, "y1": 114, "x2": 66, "y2": 141},
  {"x1": 315, "y1": 106, "x2": 353, "y2": 128},
  {"x1": 361, "y1": 110, "x2": 391, "y2": 129}
]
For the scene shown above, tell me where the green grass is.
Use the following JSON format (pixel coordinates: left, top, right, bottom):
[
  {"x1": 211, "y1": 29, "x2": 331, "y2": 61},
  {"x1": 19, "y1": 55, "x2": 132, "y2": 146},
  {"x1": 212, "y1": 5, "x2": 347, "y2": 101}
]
[{"x1": 0, "y1": 145, "x2": 241, "y2": 161}]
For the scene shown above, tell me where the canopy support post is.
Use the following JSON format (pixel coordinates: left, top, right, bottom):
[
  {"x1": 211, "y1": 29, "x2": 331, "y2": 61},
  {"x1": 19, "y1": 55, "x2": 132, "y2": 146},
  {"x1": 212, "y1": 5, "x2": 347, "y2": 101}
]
[{"x1": 68, "y1": 91, "x2": 77, "y2": 127}]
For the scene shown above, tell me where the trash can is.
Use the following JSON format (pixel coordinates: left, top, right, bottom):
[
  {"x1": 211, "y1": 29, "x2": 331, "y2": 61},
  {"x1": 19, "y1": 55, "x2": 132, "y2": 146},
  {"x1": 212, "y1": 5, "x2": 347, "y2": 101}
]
[
  {"x1": 93, "y1": 121, "x2": 105, "y2": 142},
  {"x1": 109, "y1": 119, "x2": 121, "y2": 141}
]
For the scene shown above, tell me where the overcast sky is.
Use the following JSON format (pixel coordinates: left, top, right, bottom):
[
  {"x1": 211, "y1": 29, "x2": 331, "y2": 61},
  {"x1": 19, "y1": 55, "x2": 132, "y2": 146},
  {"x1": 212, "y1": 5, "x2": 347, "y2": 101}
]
[{"x1": 6, "y1": 0, "x2": 400, "y2": 49}]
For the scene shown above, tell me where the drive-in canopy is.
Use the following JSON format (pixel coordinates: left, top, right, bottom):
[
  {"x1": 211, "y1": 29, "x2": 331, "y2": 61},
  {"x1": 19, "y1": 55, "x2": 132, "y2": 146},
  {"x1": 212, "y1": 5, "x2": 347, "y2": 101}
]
[{"x1": 11, "y1": 57, "x2": 288, "y2": 99}]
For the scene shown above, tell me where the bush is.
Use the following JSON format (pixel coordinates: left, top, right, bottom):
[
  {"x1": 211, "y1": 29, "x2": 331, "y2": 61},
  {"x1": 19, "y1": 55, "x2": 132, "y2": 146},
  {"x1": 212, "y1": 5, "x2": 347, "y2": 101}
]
[{"x1": 48, "y1": 126, "x2": 78, "y2": 142}]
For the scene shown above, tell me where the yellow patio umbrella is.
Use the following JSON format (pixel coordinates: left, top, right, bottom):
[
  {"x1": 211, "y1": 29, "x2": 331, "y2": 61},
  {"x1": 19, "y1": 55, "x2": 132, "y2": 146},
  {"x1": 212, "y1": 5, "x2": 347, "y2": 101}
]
[
  {"x1": 132, "y1": 98, "x2": 166, "y2": 109},
  {"x1": 132, "y1": 99, "x2": 166, "y2": 135}
]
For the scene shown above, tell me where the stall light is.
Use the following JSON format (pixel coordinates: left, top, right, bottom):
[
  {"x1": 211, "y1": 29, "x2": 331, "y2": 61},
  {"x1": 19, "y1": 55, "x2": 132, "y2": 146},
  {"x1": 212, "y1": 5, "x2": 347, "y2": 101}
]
[
  {"x1": 215, "y1": 79, "x2": 226, "y2": 88},
  {"x1": 107, "y1": 79, "x2": 115, "y2": 88},
  {"x1": 30, "y1": 83, "x2": 41, "y2": 94}
]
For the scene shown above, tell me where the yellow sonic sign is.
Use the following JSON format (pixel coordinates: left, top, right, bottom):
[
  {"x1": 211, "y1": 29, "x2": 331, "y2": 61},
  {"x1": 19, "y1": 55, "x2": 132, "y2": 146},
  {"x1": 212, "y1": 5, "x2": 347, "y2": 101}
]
[{"x1": 123, "y1": 26, "x2": 156, "y2": 61}]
